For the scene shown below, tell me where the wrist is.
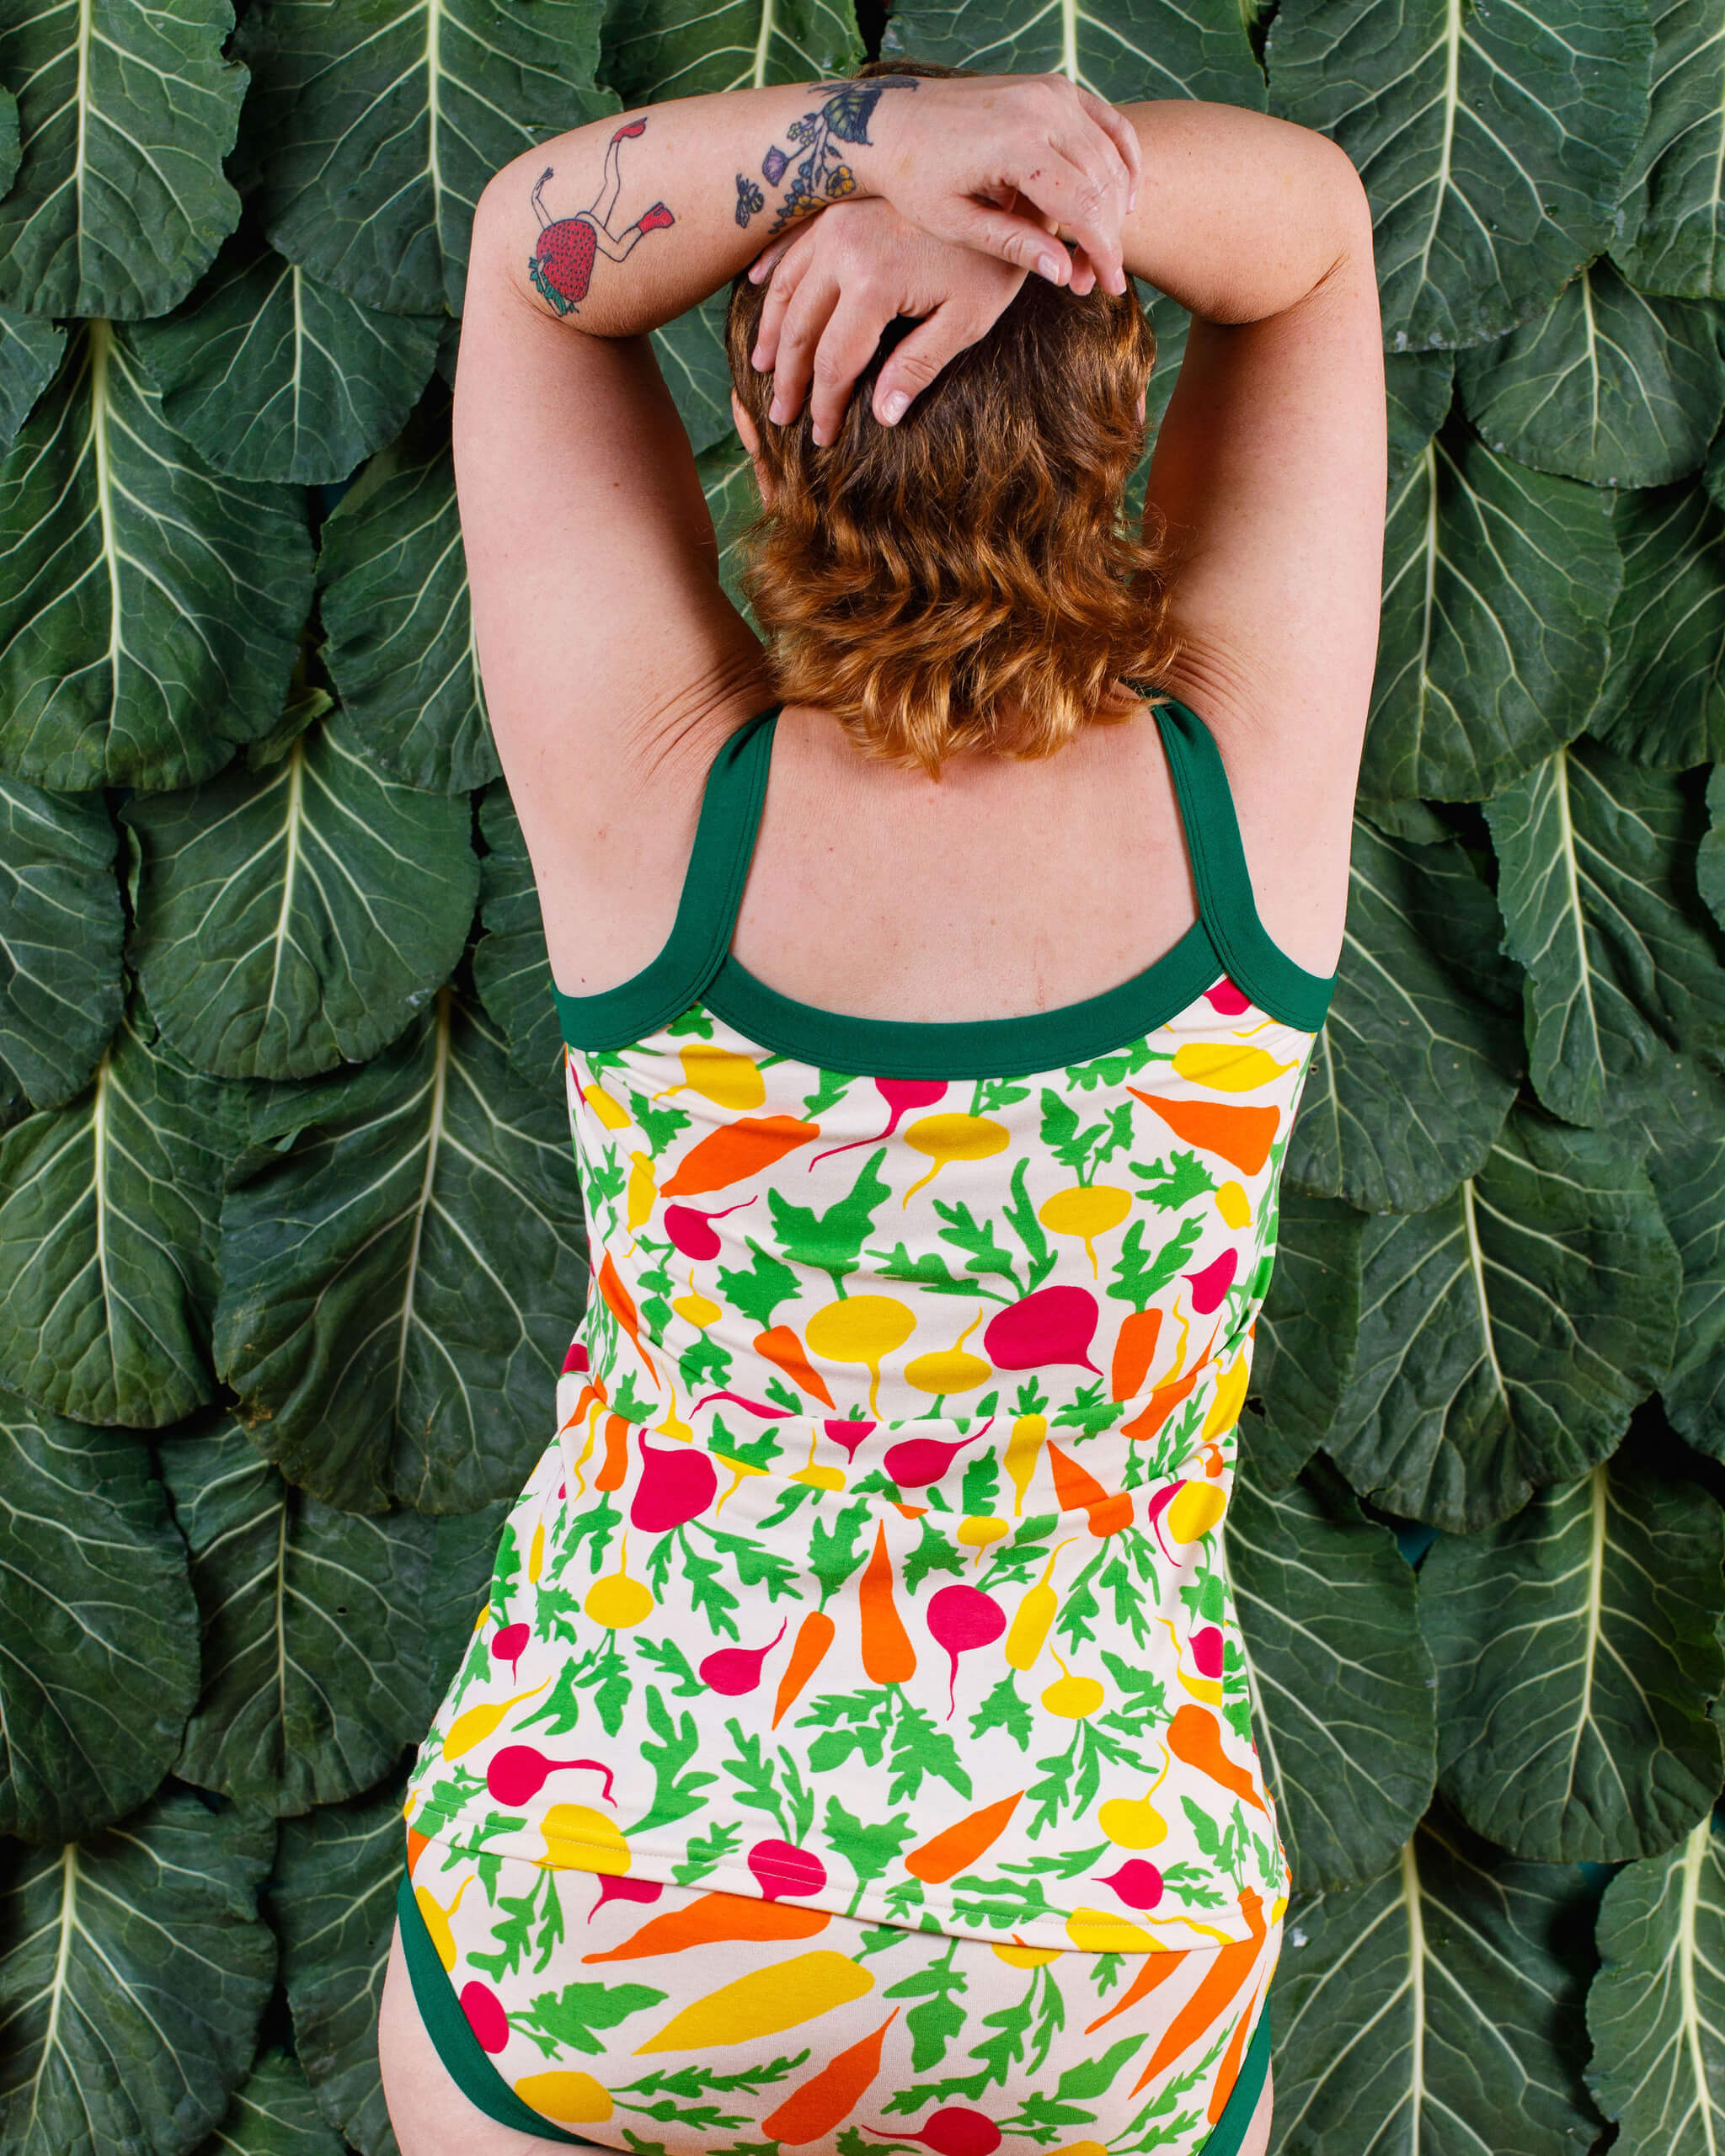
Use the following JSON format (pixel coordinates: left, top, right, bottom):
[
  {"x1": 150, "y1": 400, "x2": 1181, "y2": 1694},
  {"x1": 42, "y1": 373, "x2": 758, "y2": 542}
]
[{"x1": 740, "y1": 75, "x2": 917, "y2": 235}]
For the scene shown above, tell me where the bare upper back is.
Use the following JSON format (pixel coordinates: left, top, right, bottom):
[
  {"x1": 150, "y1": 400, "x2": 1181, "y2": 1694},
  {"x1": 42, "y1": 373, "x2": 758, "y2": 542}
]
[{"x1": 537, "y1": 681, "x2": 1349, "y2": 1022}]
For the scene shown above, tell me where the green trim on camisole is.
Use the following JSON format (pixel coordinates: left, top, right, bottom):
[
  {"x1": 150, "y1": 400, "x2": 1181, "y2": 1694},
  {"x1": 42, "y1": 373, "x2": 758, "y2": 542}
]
[{"x1": 551, "y1": 691, "x2": 1336, "y2": 1070}]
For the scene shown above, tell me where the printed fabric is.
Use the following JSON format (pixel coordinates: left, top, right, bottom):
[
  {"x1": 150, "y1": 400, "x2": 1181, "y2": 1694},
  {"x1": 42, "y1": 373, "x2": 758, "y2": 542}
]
[
  {"x1": 398, "y1": 1838, "x2": 1283, "y2": 2150},
  {"x1": 406, "y1": 694, "x2": 1330, "y2": 1956}
]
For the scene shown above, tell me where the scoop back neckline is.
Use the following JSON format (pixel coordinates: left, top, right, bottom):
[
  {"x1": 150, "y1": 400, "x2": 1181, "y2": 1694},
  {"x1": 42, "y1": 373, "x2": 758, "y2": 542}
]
[{"x1": 550, "y1": 692, "x2": 1338, "y2": 1070}]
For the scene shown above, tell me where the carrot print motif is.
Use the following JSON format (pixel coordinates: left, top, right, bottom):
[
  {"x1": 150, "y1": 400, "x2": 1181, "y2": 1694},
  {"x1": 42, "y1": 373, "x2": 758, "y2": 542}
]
[
  {"x1": 772, "y1": 1609, "x2": 837, "y2": 1728},
  {"x1": 903, "y1": 1792, "x2": 1024, "y2": 1884},
  {"x1": 1126, "y1": 1885, "x2": 1268, "y2": 2096},
  {"x1": 659, "y1": 1114, "x2": 820, "y2": 1197},
  {"x1": 581, "y1": 1890, "x2": 829, "y2": 1961},
  {"x1": 754, "y1": 1322, "x2": 836, "y2": 1406},
  {"x1": 858, "y1": 1519, "x2": 916, "y2": 1683},
  {"x1": 633, "y1": 1951, "x2": 875, "y2": 2052},
  {"x1": 597, "y1": 1252, "x2": 658, "y2": 1385},
  {"x1": 1127, "y1": 1088, "x2": 1280, "y2": 1174},
  {"x1": 763, "y1": 2008, "x2": 900, "y2": 2143},
  {"x1": 1167, "y1": 1702, "x2": 1268, "y2": 1812}
]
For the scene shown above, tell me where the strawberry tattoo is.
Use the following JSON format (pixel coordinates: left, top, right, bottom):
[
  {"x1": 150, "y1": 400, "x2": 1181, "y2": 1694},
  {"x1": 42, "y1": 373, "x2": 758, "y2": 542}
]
[{"x1": 529, "y1": 120, "x2": 674, "y2": 316}]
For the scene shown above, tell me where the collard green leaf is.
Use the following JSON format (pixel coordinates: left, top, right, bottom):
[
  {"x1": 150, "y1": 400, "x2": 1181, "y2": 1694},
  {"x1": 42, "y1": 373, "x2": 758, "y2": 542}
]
[
  {"x1": 195, "y1": 2047, "x2": 350, "y2": 2156},
  {"x1": 124, "y1": 711, "x2": 478, "y2": 1081},
  {"x1": 0, "y1": 81, "x2": 16, "y2": 197},
  {"x1": 1385, "y1": 349, "x2": 1454, "y2": 494},
  {"x1": 654, "y1": 290, "x2": 745, "y2": 459},
  {"x1": 1365, "y1": 411, "x2": 1621, "y2": 804},
  {"x1": 1124, "y1": 284, "x2": 1193, "y2": 528},
  {"x1": 131, "y1": 232, "x2": 441, "y2": 486},
  {"x1": 1484, "y1": 743, "x2": 1725, "y2": 1127},
  {"x1": 1249, "y1": 1190, "x2": 1363, "y2": 1476},
  {"x1": 0, "y1": 323, "x2": 315, "y2": 794},
  {"x1": 1357, "y1": 796, "x2": 1454, "y2": 845},
  {"x1": 1423, "y1": 1459, "x2": 1725, "y2": 1863},
  {"x1": 1610, "y1": 0, "x2": 1725, "y2": 301},
  {"x1": 1587, "y1": 1814, "x2": 1725, "y2": 2153},
  {"x1": 1270, "y1": 1804, "x2": 1602, "y2": 2154},
  {"x1": 471, "y1": 776, "x2": 563, "y2": 1098},
  {"x1": 0, "y1": 0, "x2": 245, "y2": 320},
  {"x1": 1284, "y1": 820, "x2": 1523, "y2": 1213},
  {"x1": 238, "y1": 0, "x2": 617, "y2": 316},
  {"x1": 1701, "y1": 766, "x2": 1725, "y2": 930},
  {"x1": 0, "y1": 1396, "x2": 199, "y2": 1844},
  {"x1": 1228, "y1": 1454, "x2": 1434, "y2": 1891},
  {"x1": 0, "y1": 776, "x2": 123, "y2": 1111},
  {"x1": 1454, "y1": 261, "x2": 1725, "y2": 487},
  {"x1": 884, "y1": 0, "x2": 1266, "y2": 109},
  {"x1": 1329, "y1": 1105, "x2": 1682, "y2": 1533},
  {"x1": 0, "y1": 995, "x2": 243, "y2": 1428},
  {"x1": 1587, "y1": 479, "x2": 1725, "y2": 769},
  {"x1": 272, "y1": 1782, "x2": 407, "y2": 2156},
  {"x1": 698, "y1": 428, "x2": 761, "y2": 617},
  {"x1": 216, "y1": 986, "x2": 588, "y2": 1515},
  {"x1": 423, "y1": 1497, "x2": 512, "y2": 1703},
  {"x1": 1265, "y1": 0, "x2": 1651, "y2": 354},
  {"x1": 318, "y1": 389, "x2": 496, "y2": 794},
  {"x1": 0, "y1": 1788, "x2": 276, "y2": 2156},
  {"x1": 602, "y1": 0, "x2": 862, "y2": 105},
  {"x1": 0, "y1": 310, "x2": 63, "y2": 456},
  {"x1": 160, "y1": 1417, "x2": 439, "y2": 1817},
  {"x1": 1625, "y1": 1049, "x2": 1725, "y2": 1461}
]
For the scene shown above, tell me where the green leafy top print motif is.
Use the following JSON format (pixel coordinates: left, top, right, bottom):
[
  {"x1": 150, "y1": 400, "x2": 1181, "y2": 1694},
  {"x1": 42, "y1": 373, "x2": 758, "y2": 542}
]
[{"x1": 405, "y1": 696, "x2": 1337, "y2": 1951}]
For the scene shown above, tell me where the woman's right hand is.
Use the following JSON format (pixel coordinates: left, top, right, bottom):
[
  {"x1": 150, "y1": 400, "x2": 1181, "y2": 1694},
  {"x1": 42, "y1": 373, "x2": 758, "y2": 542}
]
[
  {"x1": 747, "y1": 195, "x2": 1036, "y2": 444},
  {"x1": 854, "y1": 71, "x2": 1141, "y2": 299}
]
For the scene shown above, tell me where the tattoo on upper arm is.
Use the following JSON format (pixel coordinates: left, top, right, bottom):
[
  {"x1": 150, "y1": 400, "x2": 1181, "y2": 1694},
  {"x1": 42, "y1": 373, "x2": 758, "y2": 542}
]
[
  {"x1": 528, "y1": 119, "x2": 676, "y2": 318},
  {"x1": 734, "y1": 76, "x2": 920, "y2": 232}
]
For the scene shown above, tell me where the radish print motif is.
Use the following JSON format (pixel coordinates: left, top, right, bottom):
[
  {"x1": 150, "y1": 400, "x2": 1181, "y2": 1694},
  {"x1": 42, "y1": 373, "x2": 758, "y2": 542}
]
[{"x1": 529, "y1": 123, "x2": 675, "y2": 318}]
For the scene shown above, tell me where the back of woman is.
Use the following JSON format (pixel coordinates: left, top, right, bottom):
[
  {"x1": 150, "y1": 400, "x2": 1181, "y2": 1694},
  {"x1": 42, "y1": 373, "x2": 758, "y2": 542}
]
[{"x1": 382, "y1": 56, "x2": 1385, "y2": 2156}]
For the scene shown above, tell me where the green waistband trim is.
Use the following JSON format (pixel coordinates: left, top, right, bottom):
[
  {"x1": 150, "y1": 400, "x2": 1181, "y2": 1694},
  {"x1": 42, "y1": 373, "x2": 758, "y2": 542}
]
[
  {"x1": 399, "y1": 1844, "x2": 1268, "y2": 2145},
  {"x1": 1203, "y1": 1998, "x2": 1274, "y2": 2156},
  {"x1": 552, "y1": 691, "x2": 1336, "y2": 1061},
  {"x1": 396, "y1": 1855, "x2": 593, "y2": 2144}
]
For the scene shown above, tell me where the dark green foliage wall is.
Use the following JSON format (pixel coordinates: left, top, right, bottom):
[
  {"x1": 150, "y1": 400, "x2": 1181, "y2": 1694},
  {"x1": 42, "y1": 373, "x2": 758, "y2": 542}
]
[{"x1": 1, "y1": 0, "x2": 1723, "y2": 2150}]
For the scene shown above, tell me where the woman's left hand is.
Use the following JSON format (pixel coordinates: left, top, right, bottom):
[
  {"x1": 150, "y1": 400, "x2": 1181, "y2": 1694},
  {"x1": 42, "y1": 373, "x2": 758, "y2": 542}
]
[{"x1": 746, "y1": 195, "x2": 1044, "y2": 446}]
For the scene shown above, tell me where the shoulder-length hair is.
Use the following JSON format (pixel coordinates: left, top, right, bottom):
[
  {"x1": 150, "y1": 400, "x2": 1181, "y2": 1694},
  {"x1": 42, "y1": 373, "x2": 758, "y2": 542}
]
[{"x1": 723, "y1": 58, "x2": 1185, "y2": 775}]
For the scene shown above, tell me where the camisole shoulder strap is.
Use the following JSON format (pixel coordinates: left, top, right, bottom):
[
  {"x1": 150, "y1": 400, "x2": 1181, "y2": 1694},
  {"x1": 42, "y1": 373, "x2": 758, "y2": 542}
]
[
  {"x1": 552, "y1": 706, "x2": 782, "y2": 1053},
  {"x1": 1141, "y1": 690, "x2": 1338, "y2": 1033}
]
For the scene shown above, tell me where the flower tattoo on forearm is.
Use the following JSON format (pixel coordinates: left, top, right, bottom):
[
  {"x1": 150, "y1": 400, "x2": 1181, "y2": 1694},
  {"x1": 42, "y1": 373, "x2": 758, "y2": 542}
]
[
  {"x1": 734, "y1": 76, "x2": 920, "y2": 232},
  {"x1": 528, "y1": 119, "x2": 675, "y2": 317}
]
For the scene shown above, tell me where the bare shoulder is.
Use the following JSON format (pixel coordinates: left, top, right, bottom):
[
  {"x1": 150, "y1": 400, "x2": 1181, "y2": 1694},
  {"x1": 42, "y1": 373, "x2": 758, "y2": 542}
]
[{"x1": 1142, "y1": 180, "x2": 1386, "y2": 980}]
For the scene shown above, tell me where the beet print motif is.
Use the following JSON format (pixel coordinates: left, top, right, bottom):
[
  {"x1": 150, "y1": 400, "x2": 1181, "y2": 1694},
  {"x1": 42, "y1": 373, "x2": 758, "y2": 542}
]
[{"x1": 528, "y1": 121, "x2": 675, "y2": 318}]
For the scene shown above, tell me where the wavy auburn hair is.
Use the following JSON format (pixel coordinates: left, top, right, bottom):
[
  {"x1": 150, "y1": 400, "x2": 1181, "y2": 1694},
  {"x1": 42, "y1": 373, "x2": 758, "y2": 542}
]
[{"x1": 724, "y1": 58, "x2": 1184, "y2": 774}]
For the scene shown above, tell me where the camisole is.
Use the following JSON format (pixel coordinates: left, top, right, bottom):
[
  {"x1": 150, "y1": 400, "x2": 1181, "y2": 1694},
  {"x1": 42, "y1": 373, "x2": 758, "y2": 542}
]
[{"x1": 403, "y1": 691, "x2": 1336, "y2": 1954}]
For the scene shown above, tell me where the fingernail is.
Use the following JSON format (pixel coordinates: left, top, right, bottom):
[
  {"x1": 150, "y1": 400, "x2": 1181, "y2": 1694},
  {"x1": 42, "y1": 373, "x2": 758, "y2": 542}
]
[
  {"x1": 883, "y1": 391, "x2": 908, "y2": 424},
  {"x1": 769, "y1": 398, "x2": 785, "y2": 424},
  {"x1": 752, "y1": 343, "x2": 766, "y2": 368},
  {"x1": 1038, "y1": 253, "x2": 1065, "y2": 284}
]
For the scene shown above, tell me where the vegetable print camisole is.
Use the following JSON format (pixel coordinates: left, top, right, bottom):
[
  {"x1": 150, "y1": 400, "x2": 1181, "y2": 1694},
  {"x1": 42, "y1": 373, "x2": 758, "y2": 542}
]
[{"x1": 404, "y1": 691, "x2": 1336, "y2": 1955}]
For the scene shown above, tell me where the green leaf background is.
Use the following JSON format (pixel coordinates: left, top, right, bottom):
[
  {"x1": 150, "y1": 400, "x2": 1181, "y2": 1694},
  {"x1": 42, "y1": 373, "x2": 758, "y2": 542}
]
[{"x1": 0, "y1": 1, "x2": 1722, "y2": 2151}]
